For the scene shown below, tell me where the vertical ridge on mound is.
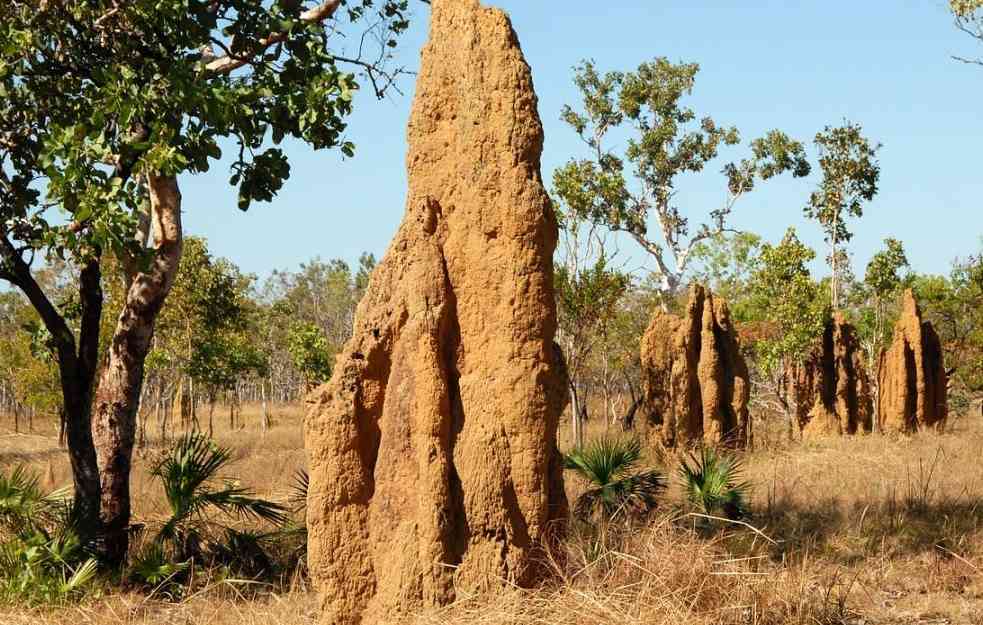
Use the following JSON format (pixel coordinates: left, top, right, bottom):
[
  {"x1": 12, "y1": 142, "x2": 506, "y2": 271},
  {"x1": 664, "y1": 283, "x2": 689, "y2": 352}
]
[
  {"x1": 638, "y1": 285, "x2": 750, "y2": 448},
  {"x1": 878, "y1": 290, "x2": 947, "y2": 433},
  {"x1": 304, "y1": 1, "x2": 568, "y2": 623}
]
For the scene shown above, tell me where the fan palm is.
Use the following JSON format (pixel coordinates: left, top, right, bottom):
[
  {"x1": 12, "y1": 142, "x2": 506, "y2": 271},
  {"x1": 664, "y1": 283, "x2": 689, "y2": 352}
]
[
  {"x1": 151, "y1": 433, "x2": 288, "y2": 560},
  {"x1": 678, "y1": 447, "x2": 751, "y2": 520},
  {"x1": 563, "y1": 436, "x2": 666, "y2": 522}
]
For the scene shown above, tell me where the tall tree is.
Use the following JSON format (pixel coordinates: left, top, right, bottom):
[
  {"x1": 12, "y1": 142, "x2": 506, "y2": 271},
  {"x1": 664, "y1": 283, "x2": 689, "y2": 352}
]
[
  {"x1": 856, "y1": 238, "x2": 910, "y2": 422},
  {"x1": 0, "y1": 0, "x2": 410, "y2": 564},
  {"x1": 861, "y1": 239, "x2": 909, "y2": 357},
  {"x1": 803, "y1": 122, "x2": 881, "y2": 309},
  {"x1": 554, "y1": 58, "x2": 810, "y2": 310}
]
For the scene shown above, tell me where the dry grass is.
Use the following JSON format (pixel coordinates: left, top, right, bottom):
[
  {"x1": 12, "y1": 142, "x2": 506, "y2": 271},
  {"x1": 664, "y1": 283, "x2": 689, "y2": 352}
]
[{"x1": 3, "y1": 408, "x2": 983, "y2": 624}]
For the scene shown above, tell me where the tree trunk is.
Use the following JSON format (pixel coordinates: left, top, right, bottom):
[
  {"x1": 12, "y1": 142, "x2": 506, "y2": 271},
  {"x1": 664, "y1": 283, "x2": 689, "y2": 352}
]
[
  {"x1": 261, "y1": 379, "x2": 270, "y2": 432},
  {"x1": 91, "y1": 174, "x2": 183, "y2": 567},
  {"x1": 570, "y1": 382, "x2": 584, "y2": 449}
]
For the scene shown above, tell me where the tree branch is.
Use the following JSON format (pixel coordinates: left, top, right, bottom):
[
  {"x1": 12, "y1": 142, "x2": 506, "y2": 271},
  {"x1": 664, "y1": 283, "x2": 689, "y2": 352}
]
[
  {"x1": 0, "y1": 232, "x2": 78, "y2": 363},
  {"x1": 205, "y1": 0, "x2": 343, "y2": 76}
]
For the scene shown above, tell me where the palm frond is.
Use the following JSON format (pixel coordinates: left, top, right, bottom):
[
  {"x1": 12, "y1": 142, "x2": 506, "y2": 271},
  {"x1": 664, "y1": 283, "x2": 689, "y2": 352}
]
[
  {"x1": 564, "y1": 436, "x2": 665, "y2": 522},
  {"x1": 200, "y1": 483, "x2": 289, "y2": 526},
  {"x1": 152, "y1": 433, "x2": 232, "y2": 519},
  {"x1": 289, "y1": 469, "x2": 309, "y2": 513},
  {"x1": 679, "y1": 447, "x2": 751, "y2": 520},
  {"x1": 564, "y1": 436, "x2": 643, "y2": 486},
  {"x1": 0, "y1": 466, "x2": 51, "y2": 531},
  {"x1": 130, "y1": 543, "x2": 189, "y2": 587}
]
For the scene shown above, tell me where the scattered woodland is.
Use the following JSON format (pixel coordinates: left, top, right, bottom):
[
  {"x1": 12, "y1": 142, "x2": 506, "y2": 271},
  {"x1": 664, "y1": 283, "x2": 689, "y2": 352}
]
[{"x1": 0, "y1": 1, "x2": 982, "y2": 624}]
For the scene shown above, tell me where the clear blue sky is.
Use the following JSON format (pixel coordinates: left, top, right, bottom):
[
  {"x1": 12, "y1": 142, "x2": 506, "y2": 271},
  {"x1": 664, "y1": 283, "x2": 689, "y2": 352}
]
[{"x1": 180, "y1": 1, "x2": 983, "y2": 282}]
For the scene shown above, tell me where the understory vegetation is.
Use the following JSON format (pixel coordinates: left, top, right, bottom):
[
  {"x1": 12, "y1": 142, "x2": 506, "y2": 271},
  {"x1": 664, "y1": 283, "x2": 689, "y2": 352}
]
[{"x1": 5, "y1": 412, "x2": 983, "y2": 623}]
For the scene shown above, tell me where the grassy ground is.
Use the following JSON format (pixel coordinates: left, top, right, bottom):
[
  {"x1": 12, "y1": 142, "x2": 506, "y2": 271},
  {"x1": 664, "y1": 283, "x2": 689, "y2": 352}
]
[{"x1": 3, "y1": 407, "x2": 983, "y2": 624}]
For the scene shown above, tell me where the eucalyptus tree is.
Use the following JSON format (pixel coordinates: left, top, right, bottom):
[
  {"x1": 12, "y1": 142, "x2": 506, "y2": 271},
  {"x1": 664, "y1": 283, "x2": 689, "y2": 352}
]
[
  {"x1": 853, "y1": 238, "x2": 910, "y2": 423},
  {"x1": 803, "y1": 122, "x2": 880, "y2": 309},
  {"x1": 554, "y1": 58, "x2": 810, "y2": 310},
  {"x1": 0, "y1": 0, "x2": 410, "y2": 564}
]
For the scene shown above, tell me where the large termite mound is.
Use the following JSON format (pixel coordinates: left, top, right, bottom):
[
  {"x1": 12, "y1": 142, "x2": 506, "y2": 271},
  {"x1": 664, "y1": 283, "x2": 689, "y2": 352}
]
[
  {"x1": 303, "y1": 1, "x2": 568, "y2": 623},
  {"x1": 877, "y1": 290, "x2": 947, "y2": 433},
  {"x1": 638, "y1": 285, "x2": 750, "y2": 448},
  {"x1": 789, "y1": 313, "x2": 874, "y2": 438}
]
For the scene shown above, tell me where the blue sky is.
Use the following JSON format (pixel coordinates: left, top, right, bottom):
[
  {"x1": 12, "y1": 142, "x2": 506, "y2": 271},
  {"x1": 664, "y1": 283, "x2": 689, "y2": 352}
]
[{"x1": 180, "y1": 1, "x2": 983, "y2": 282}]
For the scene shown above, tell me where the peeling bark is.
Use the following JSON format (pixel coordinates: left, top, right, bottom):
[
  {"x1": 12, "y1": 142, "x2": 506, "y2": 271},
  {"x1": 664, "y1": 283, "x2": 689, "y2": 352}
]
[{"x1": 92, "y1": 174, "x2": 184, "y2": 565}]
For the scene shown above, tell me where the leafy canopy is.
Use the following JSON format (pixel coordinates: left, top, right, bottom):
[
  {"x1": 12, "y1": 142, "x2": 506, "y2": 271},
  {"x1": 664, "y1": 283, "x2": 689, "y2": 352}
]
[
  {"x1": 554, "y1": 57, "x2": 809, "y2": 300},
  {"x1": 804, "y1": 122, "x2": 880, "y2": 247},
  {"x1": 0, "y1": 0, "x2": 410, "y2": 267},
  {"x1": 865, "y1": 238, "x2": 909, "y2": 299},
  {"x1": 747, "y1": 228, "x2": 829, "y2": 373}
]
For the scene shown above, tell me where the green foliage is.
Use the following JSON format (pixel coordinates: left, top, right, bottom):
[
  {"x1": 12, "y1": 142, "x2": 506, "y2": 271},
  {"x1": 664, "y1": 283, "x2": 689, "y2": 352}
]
[
  {"x1": 805, "y1": 122, "x2": 881, "y2": 244},
  {"x1": 912, "y1": 249, "x2": 983, "y2": 407},
  {"x1": 688, "y1": 232, "x2": 763, "y2": 319},
  {"x1": 286, "y1": 322, "x2": 334, "y2": 389},
  {"x1": 0, "y1": 467, "x2": 98, "y2": 605},
  {"x1": 865, "y1": 238, "x2": 910, "y2": 298},
  {"x1": 129, "y1": 542, "x2": 188, "y2": 588},
  {"x1": 563, "y1": 436, "x2": 666, "y2": 522},
  {"x1": 150, "y1": 433, "x2": 288, "y2": 564},
  {"x1": 0, "y1": 0, "x2": 411, "y2": 260},
  {"x1": 853, "y1": 239, "x2": 911, "y2": 369},
  {"x1": 804, "y1": 122, "x2": 880, "y2": 307},
  {"x1": 555, "y1": 255, "x2": 631, "y2": 358},
  {"x1": 145, "y1": 237, "x2": 267, "y2": 398},
  {"x1": 0, "y1": 293, "x2": 62, "y2": 420},
  {"x1": 747, "y1": 228, "x2": 829, "y2": 373},
  {"x1": 679, "y1": 447, "x2": 751, "y2": 520},
  {"x1": 555, "y1": 58, "x2": 809, "y2": 302}
]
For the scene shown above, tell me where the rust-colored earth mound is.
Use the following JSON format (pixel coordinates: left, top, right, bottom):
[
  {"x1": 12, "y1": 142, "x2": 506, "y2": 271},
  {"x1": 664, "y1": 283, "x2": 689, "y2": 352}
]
[
  {"x1": 638, "y1": 285, "x2": 750, "y2": 448},
  {"x1": 789, "y1": 313, "x2": 874, "y2": 438},
  {"x1": 878, "y1": 290, "x2": 947, "y2": 433},
  {"x1": 303, "y1": 1, "x2": 568, "y2": 623}
]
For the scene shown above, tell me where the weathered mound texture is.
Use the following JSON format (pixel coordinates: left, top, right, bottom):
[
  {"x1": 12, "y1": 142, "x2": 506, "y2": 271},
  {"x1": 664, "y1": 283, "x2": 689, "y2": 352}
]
[
  {"x1": 789, "y1": 313, "x2": 874, "y2": 438},
  {"x1": 878, "y1": 290, "x2": 947, "y2": 433},
  {"x1": 303, "y1": 1, "x2": 568, "y2": 624},
  {"x1": 638, "y1": 285, "x2": 750, "y2": 448}
]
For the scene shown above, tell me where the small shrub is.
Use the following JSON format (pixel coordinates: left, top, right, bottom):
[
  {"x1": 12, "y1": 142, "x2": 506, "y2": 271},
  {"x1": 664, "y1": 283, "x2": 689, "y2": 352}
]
[
  {"x1": 563, "y1": 436, "x2": 666, "y2": 523},
  {"x1": 130, "y1": 433, "x2": 290, "y2": 588},
  {"x1": 0, "y1": 467, "x2": 98, "y2": 605},
  {"x1": 678, "y1": 446, "x2": 751, "y2": 521}
]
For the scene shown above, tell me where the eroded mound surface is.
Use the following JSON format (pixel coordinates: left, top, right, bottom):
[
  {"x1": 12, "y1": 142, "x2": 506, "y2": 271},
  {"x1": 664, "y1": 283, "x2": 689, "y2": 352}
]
[
  {"x1": 639, "y1": 285, "x2": 750, "y2": 448},
  {"x1": 878, "y1": 290, "x2": 947, "y2": 433},
  {"x1": 304, "y1": 1, "x2": 568, "y2": 623},
  {"x1": 789, "y1": 313, "x2": 874, "y2": 438}
]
